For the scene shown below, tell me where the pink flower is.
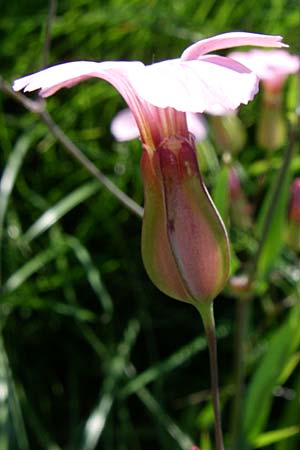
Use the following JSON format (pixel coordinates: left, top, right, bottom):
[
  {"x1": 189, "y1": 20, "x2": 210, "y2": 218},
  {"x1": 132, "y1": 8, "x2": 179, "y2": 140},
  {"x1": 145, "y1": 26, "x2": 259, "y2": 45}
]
[
  {"x1": 13, "y1": 32, "x2": 286, "y2": 305},
  {"x1": 229, "y1": 48, "x2": 298, "y2": 150},
  {"x1": 13, "y1": 32, "x2": 286, "y2": 144},
  {"x1": 228, "y1": 49, "x2": 299, "y2": 92},
  {"x1": 110, "y1": 108, "x2": 208, "y2": 143}
]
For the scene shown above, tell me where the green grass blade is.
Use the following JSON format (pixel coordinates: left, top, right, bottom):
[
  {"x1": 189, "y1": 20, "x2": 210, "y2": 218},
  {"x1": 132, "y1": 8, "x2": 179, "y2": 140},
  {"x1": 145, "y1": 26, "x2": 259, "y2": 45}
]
[
  {"x1": 255, "y1": 161, "x2": 292, "y2": 278},
  {"x1": 0, "y1": 331, "x2": 9, "y2": 450},
  {"x1": 0, "y1": 135, "x2": 32, "y2": 242},
  {"x1": 212, "y1": 165, "x2": 229, "y2": 225},
  {"x1": 253, "y1": 426, "x2": 300, "y2": 448},
  {"x1": 121, "y1": 325, "x2": 229, "y2": 398},
  {"x1": 243, "y1": 306, "x2": 300, "y2": 440},
  {"x1": 66, "y1": 236, "x2": 113, "y2": 317},
  {"x1": 275, "y1": 375, "x2": 300, "y2": 450},
  {"x1": 136, "y1": 385, "x2": 194, "y2": 450},
  {"x1": 2, "y1": 245, "x2": 68, "y2": 294},
  {"x1": 77, "y1": 319, "x2": 140, "y2": 450},
  {"x1": 278, "y1": 351, "x2": 300, "y2": 385},
  {"x1": 0, "y1": 332, "x2": 29, "y2": 450},
  {"x1": 22, "y1": 181, "x2": 100, "y2": 243}
]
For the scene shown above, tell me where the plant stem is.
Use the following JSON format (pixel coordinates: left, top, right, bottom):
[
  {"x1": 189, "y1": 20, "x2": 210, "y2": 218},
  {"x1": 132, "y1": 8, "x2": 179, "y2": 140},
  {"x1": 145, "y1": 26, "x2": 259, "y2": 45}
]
[{"x1": 198, "y1": 303, "x2": 224, "y2": 450}]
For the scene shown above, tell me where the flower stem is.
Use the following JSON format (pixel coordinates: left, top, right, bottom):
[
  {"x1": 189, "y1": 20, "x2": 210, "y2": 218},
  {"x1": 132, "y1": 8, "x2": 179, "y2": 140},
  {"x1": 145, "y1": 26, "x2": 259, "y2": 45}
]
[{"x1": 197, "y1": 303, "x2": 224, "y2": 450}]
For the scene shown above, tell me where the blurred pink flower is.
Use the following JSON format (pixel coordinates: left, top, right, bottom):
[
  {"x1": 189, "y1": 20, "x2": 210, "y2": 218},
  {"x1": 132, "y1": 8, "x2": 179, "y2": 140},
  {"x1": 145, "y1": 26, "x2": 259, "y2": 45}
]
[
  {"x1": 228, "y1": 49, "x2": 299, "y2": 92},
  {"x1": 229, "y1": 48, "x2": 298, "y2": 150},
  {"x1": 13, "y1": 32, "x2": 286, "y2": 304},
  {"x1": 110, "y1": 108, "x2": 207, "y2": 143}
]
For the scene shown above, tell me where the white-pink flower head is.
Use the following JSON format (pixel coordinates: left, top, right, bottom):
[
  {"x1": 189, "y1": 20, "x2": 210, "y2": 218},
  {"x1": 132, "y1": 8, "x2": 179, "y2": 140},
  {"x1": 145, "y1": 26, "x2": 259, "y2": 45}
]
[
  {"x1": 13, "y1": 31, "x2": 286, "y2": 151},
  {"x1": 12, "y1": 32, "x2": 288, "y2": 305},
  {"x1": 229, "y1": 49, "x2": 299, "y2": 92}
]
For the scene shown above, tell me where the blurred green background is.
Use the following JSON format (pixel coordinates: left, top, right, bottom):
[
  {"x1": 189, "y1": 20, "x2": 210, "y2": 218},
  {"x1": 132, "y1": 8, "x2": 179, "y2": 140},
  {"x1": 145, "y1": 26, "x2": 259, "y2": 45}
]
[{"x1": 0, "y1": 1, "x2": 300, "y2": 449}]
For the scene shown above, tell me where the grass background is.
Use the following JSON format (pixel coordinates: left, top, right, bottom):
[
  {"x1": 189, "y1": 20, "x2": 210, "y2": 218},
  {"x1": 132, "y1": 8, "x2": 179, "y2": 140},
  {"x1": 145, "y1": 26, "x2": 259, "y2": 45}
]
[{"x1": 0, "y1": 1, "x2": 300, "y2": 449}]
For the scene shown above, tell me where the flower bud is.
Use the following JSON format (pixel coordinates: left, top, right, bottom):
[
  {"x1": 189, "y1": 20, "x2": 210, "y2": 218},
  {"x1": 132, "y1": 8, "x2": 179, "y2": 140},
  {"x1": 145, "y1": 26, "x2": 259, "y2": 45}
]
[
  {"x1": 256, "y1": 90, "x2": 286, "y2": 150},
  {"x1": 210, "y1": 112, "x2": 246, "y2": 155},
  {"x1": 286, "y1": 178, "x2": 300, "y2": 251},
  {"x1": 141, "y1": 136, "x2": 230, "y2": 305},
  {"x1": 229, "y1": 167, "x2": 252, "y2": 229}
]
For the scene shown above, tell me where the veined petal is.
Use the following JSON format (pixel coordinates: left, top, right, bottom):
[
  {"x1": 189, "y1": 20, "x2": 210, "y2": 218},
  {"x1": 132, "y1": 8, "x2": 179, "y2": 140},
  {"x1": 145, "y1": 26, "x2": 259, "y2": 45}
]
[
  {"x1": 181, "y1": 32, "x2": 287, "y2": 61},
  {"x1": 130, "y1": 56, "x2": 258, "y2": 113},
  {"x1": 13, "y1": 60, "x2": 145, "y2": 100},
  {"x1": 13, "y1": 61, "x2": 101, "y2": 96}
]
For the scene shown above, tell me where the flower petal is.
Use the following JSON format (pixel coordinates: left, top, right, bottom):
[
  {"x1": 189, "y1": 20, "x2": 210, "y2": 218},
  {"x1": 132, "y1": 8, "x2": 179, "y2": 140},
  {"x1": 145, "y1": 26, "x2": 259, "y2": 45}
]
[
  {"x1": 181, "y1": 32, "x2": 287, "y2": 61},
  {"x1": 229, "y1": 49, "x2": 300, "y2": 82},
  {"x1": 129, "y1": 56, "x2": 258, "y2": 113},
  {"x1": 110, "y1": 108, "x2": 140, "y2": 142},
  {"x1": 13, "y1": 60, "x2": 145, "y2": 99},
  {"x1": 186, "y1": 112, "x2": 208, "y2": 141}
]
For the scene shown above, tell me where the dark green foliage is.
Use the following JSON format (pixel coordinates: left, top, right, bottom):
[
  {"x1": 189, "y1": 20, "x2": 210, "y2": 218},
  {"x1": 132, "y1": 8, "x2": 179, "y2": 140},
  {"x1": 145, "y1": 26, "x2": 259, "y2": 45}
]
[{"x1": 0, "y1": 1, "x2": 300, "y2": 449}]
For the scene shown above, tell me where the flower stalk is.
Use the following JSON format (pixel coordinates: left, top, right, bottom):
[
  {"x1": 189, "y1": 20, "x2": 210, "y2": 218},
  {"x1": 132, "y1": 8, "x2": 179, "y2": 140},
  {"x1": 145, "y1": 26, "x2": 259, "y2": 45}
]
[{"x1": 197, "y1": 303, "x2": 224, "y2": 450}]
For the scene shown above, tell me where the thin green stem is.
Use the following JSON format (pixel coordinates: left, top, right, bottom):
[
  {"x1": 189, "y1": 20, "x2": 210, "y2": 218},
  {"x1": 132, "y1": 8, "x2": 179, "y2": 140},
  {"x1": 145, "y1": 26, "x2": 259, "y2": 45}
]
[{"x1": 197, "y1": 303, "x2": 224, "y2": 450}]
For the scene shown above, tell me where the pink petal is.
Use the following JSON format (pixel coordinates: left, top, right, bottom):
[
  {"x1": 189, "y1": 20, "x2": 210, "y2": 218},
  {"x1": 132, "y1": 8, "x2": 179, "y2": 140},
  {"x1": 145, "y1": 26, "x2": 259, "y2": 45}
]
[
  {"x1": 129, "y1": 56, "x2": 258, "y2": 113},
  {"x1": 13, "y1": 60, "x2": 145, "y2": 99},
  {"x1": 181, "y1": 32, "x2": 287, "y2": 61},
  {"x1": 110, "y1": 108, "x2": 140, "y2": 142},
  {"x1": 186, "y1": 112, "x2": 207, "y2": 141},
  {"x1": 229, "y1": 49, "x2": 300, "y2": 82}
]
